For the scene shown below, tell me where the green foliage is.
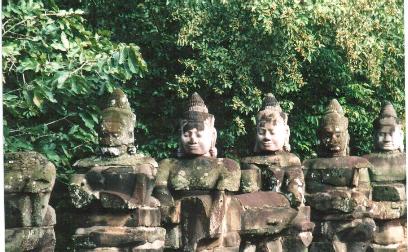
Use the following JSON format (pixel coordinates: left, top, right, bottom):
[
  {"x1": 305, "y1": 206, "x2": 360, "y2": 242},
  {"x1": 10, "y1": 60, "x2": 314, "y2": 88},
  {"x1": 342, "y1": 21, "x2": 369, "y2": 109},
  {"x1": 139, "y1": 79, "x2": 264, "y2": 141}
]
[
  {"x1": 3, "y1": 0, "x2": 404, "y2": 172},
  {"x1": 3, "y1": 0, "x2": 147, "y2": 178}
]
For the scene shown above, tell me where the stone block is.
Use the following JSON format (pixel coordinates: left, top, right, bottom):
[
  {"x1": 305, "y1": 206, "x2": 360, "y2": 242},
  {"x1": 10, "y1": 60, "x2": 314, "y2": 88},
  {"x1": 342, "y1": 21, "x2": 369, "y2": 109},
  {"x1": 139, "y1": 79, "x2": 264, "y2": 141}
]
[
  {"x1": 164, "y1": 225, "x2": 181, "y2": 249},
  {"x1": 374, "y1": 220, "x2": 405, "y2": 245},
  {"x1": 282, "y1": 231, "x2": 313, "y2": 251},
  {"x1": 5, "y1": 192, "x2": 51, "y2": 228},
  {"x1": 369, "y1": 243, "x2": 405, "y2": 252},
  {"x1": 84, "y1": 207, "x2": 161, "y2": 227},
  {"x1": 69, "y1": 174, "x2": 96, "y2": 208},
  {"x1": 310, "y1": 242, "x2": 336, "y2": 252},
  {"x1": 5, "y1": 226, "x2": 55, "y2": 252},
  {"x1": 4, "y1": 152, "x2": 56, "y2": 194},
  {"x1": 371, "y1": 201, "x2": 406, "y2": 220},
  {"x1": 314, "y1": 218, "x2": 375, "y2": 242},
  {"x1": 372, "y1": 183, "x2": 406, "y2": 202},
  {"x1": 131, "y1": 240, "x2": 164, "y2": 251},
  {"x1": 73, "y1": 226, "x2": 166, "y2": 249},
  {"x1": 231, "y1": 191, "x2": 297, "y2": 235},
  {"x1": 76, "y1": 248, "x2": 128, "y2": 252},
  {"x1": 306, "y1": 190, "x2": 365, "y2": 213},
  {"x1": 304, "y1": 156, "x2": 371, "y2": 191}
]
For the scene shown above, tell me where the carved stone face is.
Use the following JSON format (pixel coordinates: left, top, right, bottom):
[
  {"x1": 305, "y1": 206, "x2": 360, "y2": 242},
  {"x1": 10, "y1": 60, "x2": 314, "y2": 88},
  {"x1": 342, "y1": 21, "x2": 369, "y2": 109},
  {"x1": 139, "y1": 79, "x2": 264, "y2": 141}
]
[
  {"x1": 375, "y1": 125, "x2": 404, "y2": 152},
  {"x1": 181, "y1": 124, "x2": 213, "y2": 157},
  {"x1": 319, "y1": 122, "x2": 348, "y2": 157},
  {"x1": 256, "y1": 119, "x2": 288, "y2": 152}
]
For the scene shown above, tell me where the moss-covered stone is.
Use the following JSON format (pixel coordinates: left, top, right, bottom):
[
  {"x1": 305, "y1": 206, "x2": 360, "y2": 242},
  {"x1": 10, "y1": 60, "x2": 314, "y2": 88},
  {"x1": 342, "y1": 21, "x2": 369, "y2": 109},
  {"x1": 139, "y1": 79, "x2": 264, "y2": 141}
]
[
  {"x1": 4, "y1": 151, "x2": 56, "y2": 193},
  {"x1": 73, "y1": 226, "x2": 165, "y2": 248},
  {"x1": 363, "y1": 152, "x2": 405, "y2": 183},
  {"x1": 156, "y1": 156, "x2": 240, "y2": 192},
  {"x1": 73, "y1": 153, "x2": 158, "y2": 173},
  {"x1": 372, "y1": 183, "x2": 406, "y2": 202}
]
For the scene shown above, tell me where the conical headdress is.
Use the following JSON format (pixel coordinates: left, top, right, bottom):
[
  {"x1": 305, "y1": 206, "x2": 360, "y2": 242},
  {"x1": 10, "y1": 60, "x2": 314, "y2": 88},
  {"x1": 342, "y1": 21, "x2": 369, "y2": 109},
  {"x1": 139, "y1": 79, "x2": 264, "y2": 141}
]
[
  {"x1": 320, "y1": 99, "x2": 348, "y2": 130},
  {"x1": 257, "y1": 93, "x2": 287, "y2": 123},
  {"x1": 374, "y1": 101, "x2": 401, "y2": 129},
  {"x1": 182, "y1": 92, "x2": 214, "y2": 125}
]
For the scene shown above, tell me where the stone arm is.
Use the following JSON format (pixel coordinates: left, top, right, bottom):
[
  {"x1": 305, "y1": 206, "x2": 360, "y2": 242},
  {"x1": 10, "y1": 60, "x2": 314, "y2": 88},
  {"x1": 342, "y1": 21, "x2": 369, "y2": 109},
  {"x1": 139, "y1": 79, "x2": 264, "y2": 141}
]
[
  {"x1": 153, "y1": 159, "x2": 179, "y2": 224},
  {"x1": 217, "y1": 158, "x2": 241, "y2": 192},
  {"x1": 283, "y1": 166, "x2": 305, "y2": 208},
  {"x1": 239, "y1": 163, "x2": 261, "y2": 193}
]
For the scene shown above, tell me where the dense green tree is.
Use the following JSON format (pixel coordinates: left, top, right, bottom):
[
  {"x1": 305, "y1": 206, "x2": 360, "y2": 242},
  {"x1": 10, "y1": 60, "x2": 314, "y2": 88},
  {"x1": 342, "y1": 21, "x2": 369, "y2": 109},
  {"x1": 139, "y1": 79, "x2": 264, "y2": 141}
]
[
  {"x1": 3, "y1": 0, "x2": 404, "y2": 178},
  {"x1": 3, "y1": 0, "x2": 147, "y2": 179}
]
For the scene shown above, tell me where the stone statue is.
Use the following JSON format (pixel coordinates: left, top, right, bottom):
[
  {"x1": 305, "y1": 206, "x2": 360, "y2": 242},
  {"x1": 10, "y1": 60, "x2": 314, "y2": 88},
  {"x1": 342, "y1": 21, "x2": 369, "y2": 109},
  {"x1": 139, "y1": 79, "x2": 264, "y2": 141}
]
[
  {"x1": 242, "y1": 93, "x2": 304, "y2": 205},
  {"x1": 236, "y1": 93, "x2": 313, "y2": 251},
  {"x1": 363, "y1": 101, "x2": 406, "y2": 251},
  {"x1": 99, "y1": 88, "x2": 137, "y2": 157},
  {"x1": 303, "y1": 99, "x2": 375, "y2": 252},
  {"x1": 154, "y1": 92, "x2": 241, "y2": 251},
  {"x1": 5, "y1": 152, "x2": 57, "y2": 251},
  {"x1": 68, "y1": 89, "x2": 165, "y2": 251}
]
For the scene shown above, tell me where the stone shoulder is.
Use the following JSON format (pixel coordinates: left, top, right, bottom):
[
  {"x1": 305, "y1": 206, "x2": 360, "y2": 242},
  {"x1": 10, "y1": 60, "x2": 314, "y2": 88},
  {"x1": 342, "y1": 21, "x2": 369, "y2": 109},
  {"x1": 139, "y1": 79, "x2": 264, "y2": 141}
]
[
  {"x1": 241, "y1": 152, "x2": 301, "y2": 168},
  {"x1": 74, "y1": 153, "x2": 158, "y2": 169},
  {"x1": 302, "y1": 156, "x2": 372, "y2": 170}
]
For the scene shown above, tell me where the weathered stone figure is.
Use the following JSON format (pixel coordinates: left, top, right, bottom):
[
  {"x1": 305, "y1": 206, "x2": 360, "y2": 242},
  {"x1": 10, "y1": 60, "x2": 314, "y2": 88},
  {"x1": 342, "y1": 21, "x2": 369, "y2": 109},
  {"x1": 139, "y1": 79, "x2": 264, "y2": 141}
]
[
  {"x1": 5, "y1": 152, "x2": 57, "y2": 252},
  {"x1": 303, "y1": 99, "x2": 375, "y2": 252},
  {"x1": 68, "y1": 89, "x2": 165, "y2": 251},
  {"x1": 363, "y1": 102, "x2": 406, "y2": 252},
  {"x1": 236, "y1": 93, "x2": 313, "y2": 251},
  {"x1": 154, "y1": 92, "x2": 241, "y2": 251}
]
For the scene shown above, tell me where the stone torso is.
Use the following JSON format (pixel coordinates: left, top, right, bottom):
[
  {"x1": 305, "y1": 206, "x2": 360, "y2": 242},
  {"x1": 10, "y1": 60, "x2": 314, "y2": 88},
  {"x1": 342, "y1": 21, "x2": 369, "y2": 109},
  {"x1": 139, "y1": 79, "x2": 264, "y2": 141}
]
[
  {"x1": 364, "y1": 151, "x2": 405, "y2": 183},
  {"x1": 303, "y1": 156, "x2": 371, "y2": 193},
  {"x1": 240, "y1": 152, "x2": 305, "y2": 208},
  {"x1": 156, "y1": 156, "x2": 241, "y2": 194}
]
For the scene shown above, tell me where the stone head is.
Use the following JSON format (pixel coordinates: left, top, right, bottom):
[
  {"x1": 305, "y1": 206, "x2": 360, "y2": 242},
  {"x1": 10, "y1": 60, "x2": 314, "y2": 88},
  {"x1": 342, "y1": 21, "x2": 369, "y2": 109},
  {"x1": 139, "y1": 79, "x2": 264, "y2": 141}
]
[
  {"x1": 374, "y1": 101, "x2": 404, "y2": 152},
  {"x1": 317, "y1": 99, "x2": 349, "y2": 157},
  {"x1": 254, "y1": 93, "x2": 290, "y2": 153},
  {"x1": 178, "y1": 92, "x2": 217, "y2": 158},
  {"x1": 100, "y1": 89, "x2": 136, "y2": 156}
]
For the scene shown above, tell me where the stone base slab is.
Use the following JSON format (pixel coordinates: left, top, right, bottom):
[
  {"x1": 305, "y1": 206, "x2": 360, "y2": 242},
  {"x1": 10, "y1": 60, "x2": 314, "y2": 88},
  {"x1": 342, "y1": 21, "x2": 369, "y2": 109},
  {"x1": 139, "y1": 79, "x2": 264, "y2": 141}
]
[
  {"x1": 5, "y1": 226, "x2": 55, "y2": 252},
  {"x1": 73, "y1": 226, "x2": 165, "y2": 249}
]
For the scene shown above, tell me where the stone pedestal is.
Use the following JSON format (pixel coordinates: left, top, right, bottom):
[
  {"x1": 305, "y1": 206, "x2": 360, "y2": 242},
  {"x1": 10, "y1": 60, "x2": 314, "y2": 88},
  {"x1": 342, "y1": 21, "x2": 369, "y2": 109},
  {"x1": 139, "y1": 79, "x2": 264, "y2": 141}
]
[
  {"x1": 304, "y1": 156, "x2": 375, "y2": 252},
  {"x1": 5, "y1": 152, "x2": 57, "y2": 251},
  {"x1": 364, "y1": 152, "x2": 407, "y2": 252}
]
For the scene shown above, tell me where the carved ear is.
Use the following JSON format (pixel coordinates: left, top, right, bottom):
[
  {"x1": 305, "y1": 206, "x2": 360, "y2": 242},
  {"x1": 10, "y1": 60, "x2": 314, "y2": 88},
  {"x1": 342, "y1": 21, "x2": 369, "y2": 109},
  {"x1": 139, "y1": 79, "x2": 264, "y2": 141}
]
[
  {"x1": 284, "y1": 126, "x2": 291, "y2": 152},
  {"x1": 209, "y1": 128, "x2": 218, "y2": 157}
]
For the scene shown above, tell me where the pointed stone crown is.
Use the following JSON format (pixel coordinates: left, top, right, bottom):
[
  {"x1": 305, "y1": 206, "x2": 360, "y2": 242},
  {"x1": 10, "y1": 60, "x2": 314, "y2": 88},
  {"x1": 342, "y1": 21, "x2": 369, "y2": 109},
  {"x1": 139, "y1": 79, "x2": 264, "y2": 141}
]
[
  {"x1": 374, "y1": 101, "x2": 401, "y2": 128},
  {"x1": 320, "y1": 99, "x2": 348, "y2": 129},
  {"x1": 107, "y1": 88, "x2": 132, "y2": 110},
  {"x1": 183, "y1": 92, "x2": 213, "y2": 122},
  {"x1": 101, "y1": 88, "x2": 136, "y2": 133},
  {"x1": 257, "y1": 93, "x2": 287, "y2": 123}
]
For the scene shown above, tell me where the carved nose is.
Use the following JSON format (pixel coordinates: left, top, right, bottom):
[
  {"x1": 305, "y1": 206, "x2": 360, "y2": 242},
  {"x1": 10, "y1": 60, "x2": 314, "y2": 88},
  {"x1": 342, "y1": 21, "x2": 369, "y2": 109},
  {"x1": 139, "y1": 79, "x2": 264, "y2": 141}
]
[
  {"x1": 384, "y1": 134, "x2": 392, "y2": 141},
  {"x1": 189, "y1": 135, "x2": 198, "y2": 144}
]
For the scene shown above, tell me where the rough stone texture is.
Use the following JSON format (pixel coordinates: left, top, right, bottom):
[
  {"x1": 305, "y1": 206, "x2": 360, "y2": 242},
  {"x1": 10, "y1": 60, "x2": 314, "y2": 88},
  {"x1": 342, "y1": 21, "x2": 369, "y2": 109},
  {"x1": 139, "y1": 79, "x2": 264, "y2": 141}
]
[
  {"x1": 369, "y1": 243, "x2": 406, "y2": 252},
  {"x1": 304, "y1": 156, "x2": 372, "y2": 194},
  {"x1": 73, "y1": 226, "x2": 166, "y2": 249},
  {"x1": 4, "y1": 152, "x2": 57, "y2": 252},
  {"x1": 364, "y1": 152, "x2": 405, "y2": 183},
  {"x1": 156, "y1": 157, "x2": 241, "y2": 192},
  {"x1": 4, "y1": 151, "x2": 56, "y2": 193},
  {"x1": 5, "y1": 226, "x2": 56, "y2": 252},
  {"x1": 240, "y1": 152, "x2": 304, "y2": 207},
  {"x1": 372, "y1": 183, "x2": 405, "y2": 202},
  {"x1": 305, "y1": 190, "x2": 370, "y2": 214},
  {"x1": 73, "y1": 153, "x2": 158, "y2": 173},
  {"x1": 373, "y1": 220, "x2": 405, "y2": 245}
]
